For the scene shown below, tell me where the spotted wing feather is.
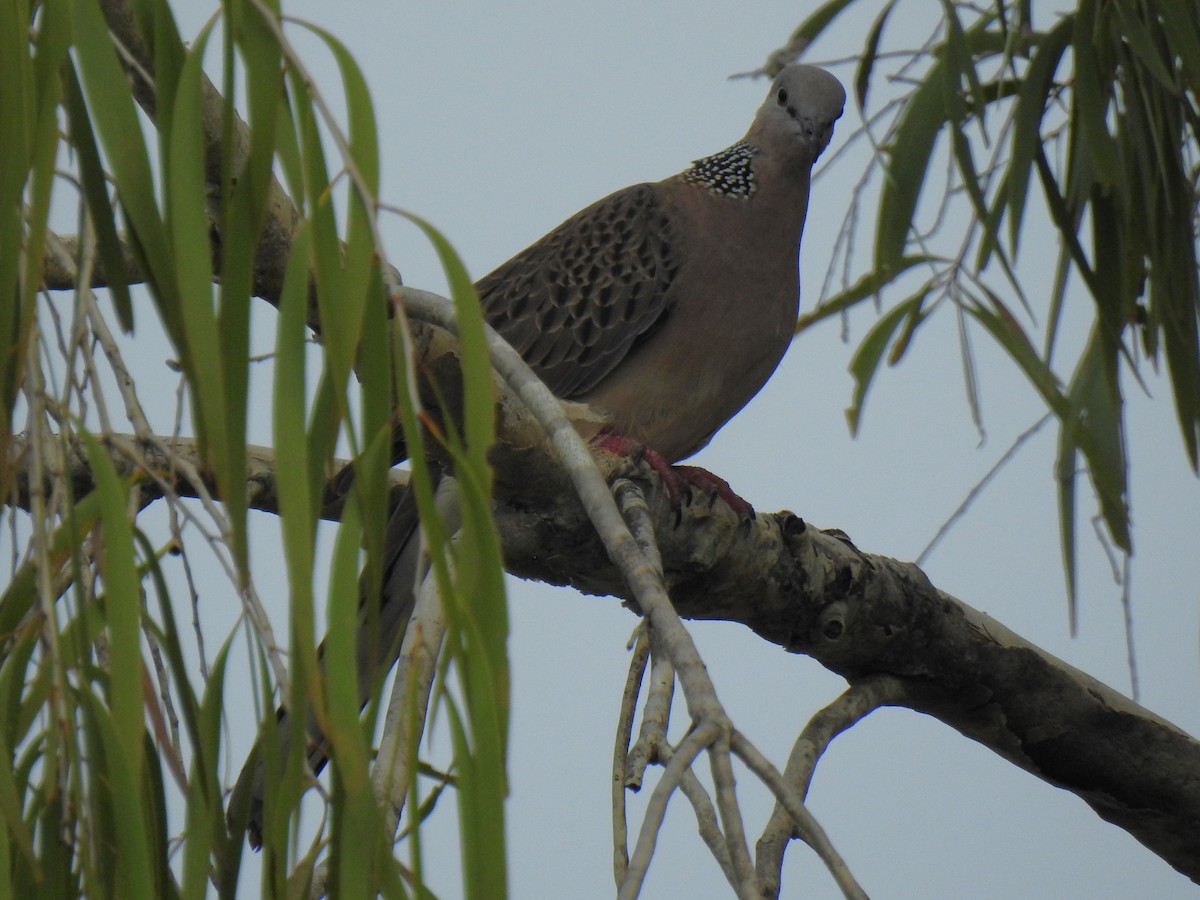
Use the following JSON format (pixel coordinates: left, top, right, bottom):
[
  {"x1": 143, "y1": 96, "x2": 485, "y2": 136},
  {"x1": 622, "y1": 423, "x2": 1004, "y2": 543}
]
[{"x1": 476, "y1": 183, "x2": 681, "y2": 399}]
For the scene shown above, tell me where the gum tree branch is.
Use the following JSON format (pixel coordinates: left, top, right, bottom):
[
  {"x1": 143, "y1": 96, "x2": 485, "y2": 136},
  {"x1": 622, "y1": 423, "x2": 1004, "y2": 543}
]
[{"x1": 9, "y1": 408, "x2": 1200, "y2": 882}]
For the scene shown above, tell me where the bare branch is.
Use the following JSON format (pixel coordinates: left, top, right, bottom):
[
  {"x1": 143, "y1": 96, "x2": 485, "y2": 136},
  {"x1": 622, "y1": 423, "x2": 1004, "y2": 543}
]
[
  {"x1": 16, "y1": 303, "x2": 1200, "y2": 881},
  {"x1": 708, "y1": 730, "x2": 756, "y2": 895},
  {"x1": 41, "y1": 232, "x2": 142, "y2": 292},
  {"x1": 4, "y1": 431, "x2": 405, "y2": 522},
  {"x1": 493, "y1": 485, "x2": 1200, "y2": 880},
  {"x1": 756, "y1": 677, "x2": 909, "y2": 898},
  {"x1": 620, "y1": 720, "x2": 721, "y2": 900},
  {"x1": 375, "y1": 480, "x2": 457, "y2": 835},
  {"x1": 611, "y1": 624, "x2": 649, "y2": 888},
  {"x1": 734, "y1": 730, "x2": 867, "y2": 900}
]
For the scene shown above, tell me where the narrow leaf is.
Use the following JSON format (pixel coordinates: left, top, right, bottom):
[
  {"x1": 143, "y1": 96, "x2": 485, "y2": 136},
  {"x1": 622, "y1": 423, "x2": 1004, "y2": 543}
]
[
  {"x1": 81, "y1": 433, "x2": 144, "y2": 778},
  {"x1": 874, "y1": 60, "x2": 947, "y2": 279},
  {"x1": 1071, "y1": 0, "x2": 1120, "y2": 187},
  {"x1": 855, "y1": 1, "x2": 897, "y2": 111},
  {"x1": 796, "y1": 255, "x2": 937, "y2": 333},
  {"x1": 70, "y1": 0, "x2": 176, "y2": 319},
  {"x1": 78, "y1": 687, "x2": 155, "y2": 898},
  {"x1": 846, "y1": 291, "x2": 930, "y2": 435},
  {"x1": 1007, "y1": 16, "x2": 1072, "y2": 255},
  {"x1": 61, "y1": 63, "x2": 134, "y2": 329}
]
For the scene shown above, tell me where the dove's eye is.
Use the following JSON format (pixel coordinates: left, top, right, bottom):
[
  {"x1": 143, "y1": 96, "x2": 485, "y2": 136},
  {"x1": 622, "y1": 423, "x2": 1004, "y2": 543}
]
[{"x1": 777, "y1": 87, "x2": 789, "y2": 105}]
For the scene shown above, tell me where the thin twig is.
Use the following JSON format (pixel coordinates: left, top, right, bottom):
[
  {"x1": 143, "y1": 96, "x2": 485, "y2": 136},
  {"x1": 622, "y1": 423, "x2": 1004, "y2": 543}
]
[
  {"x1": 611, "y1": 625, "x2": 650, "y2": 889},
  {"x1": 624, "y1": 636, "x2": 675, "y2": 791},
  {"x1": 917, "y1": 413, "x2": 1052, "y2": 565},
  {"x1": 619, "y1": 720, "x2": 721, "y2": 900},
  {"x1": 754, "y1": 677, "x2": 908, "y2": 899},
  {"x1": 377, "y1": 479, "x2": 459, "y2": 834},
  {"x1": 708, "y1": 732, "x2": 757, "y2": 897},
  {"x1": 734, "y1": 729, "x2": 868, "y2": 900}
]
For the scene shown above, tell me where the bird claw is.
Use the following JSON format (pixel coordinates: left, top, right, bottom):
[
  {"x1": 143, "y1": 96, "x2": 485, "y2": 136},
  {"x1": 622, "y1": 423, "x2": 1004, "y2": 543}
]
[
  {"x1": 592, "y1": 435, "x2": 755, "y2": 520},
  {"x1": 672, "y1": 465, "x2": 756, "y2": 520}
]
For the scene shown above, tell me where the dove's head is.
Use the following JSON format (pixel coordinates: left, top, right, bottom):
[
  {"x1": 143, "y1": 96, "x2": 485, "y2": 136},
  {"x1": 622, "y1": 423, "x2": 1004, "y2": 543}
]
[{"x1": 749, "y1": 65, "x2": 845, "y2": 164}]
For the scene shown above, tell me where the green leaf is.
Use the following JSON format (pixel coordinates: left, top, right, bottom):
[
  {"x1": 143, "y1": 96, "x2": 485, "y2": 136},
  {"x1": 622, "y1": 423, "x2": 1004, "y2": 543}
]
[
  {"x1": 78, "y1": 686, "x2": 155, "y2": 898},
  {"x1": 272, "y1": 89, "x2": 306, "y2": 207},
  {"x1": 0, "y1": 491, "x2": 102, "y2": 647},
  {"x1": 181, "y1": 640, "x2": 233, "y2": 900},
  {"x1": 81, "y1": 433, "x2": 144, "y2": 779},
  {"x1": 403, "y1": 213, "x2": 507, "y2": 715},
  {"x1": 939, "y1": 0, "x2": 987, "y2": 124},
  {"x1": 1087, "y1": 189, "x2": 1131, "y2": 356},
  {"x1": 1006, "y1": 16, "x2": 1072, "y2": 256},
  {"x1": 290, "y1": 67, "x2": 352, "y2": 418},
  {"x1": 443, "y1": 682, "x2": 506, "y2": 900},
  {"x1": 324, "y1": 495, "x2": 385, "y2": 898},
  {"x1": 406, "y1": 215, "x2": 495, "y2": 473},
  {"x1": 273, "y1": 221, "x2": 319, "y2": 581},
  {"x1": 293, "y1": 19, "x2": 385, "y2": 467},
  {"x1": 139, "y1": 732, "x2": 175, "y2": 900},
  {"x1": 855, "y1": 0, "x2": 897, "y2": 111},
  {"x1": 787, "y1": 0, "x2": 860, "y2": 56},
  {"x1": 301, "y1": 22, "x2": 380, "y2": 194},
  {"x1": 0, "y1": 812, "x2": 12, "y2": 900},
  {"x1": 388, "y1": 212, "x2": 509, "y2": 896},
  {"x1": 846, "y1": 290, "x2": 931, "y2": 435},
  {"x1": 0, "y1": 643, "x2": 37, "y2": 873},
  {"x1": 1056, "y1": 415, "x2": 1080, "y2": 630},
  {"x1": 25, "y1": 0, "x2": 72, "y2": 345},
  {"x1": 62, "y1": 63, "x2": 134, "y2": 330},
  {"x1": 1074, "y1": 332, "x2": 1129, "y2": 554},
  {"x1": 1071, "y1": 0, "x2": 1120, "y2": 188},
  {"x1": 1110, "y1": 4, "x2": 1175, "y2": 92},
  {"x1": 0, "y1": 0, "x2": 35, "y2": 455},
  {"x1": 259, "y1": 221, "x2": 321, "y2": 865},
  {"x1": 964, "y1": 292, "x2": 1069, "y2": 419},
  {"x1": 874, "y1": 58, "x2": 948, "y2": 279},
  {"x1": 443, "y1": 469, "x2": 509, "y2": 900},
  {"x1": 70, "y1": 0, "x2": 177, "y2": 323},
  {"x1": 796, "y1": 255, "x2": 937, "y2": 333},
  {"x1": 30, "y1": 761, "x2": 77, "y2": 897},
  {"x1": 948, "y1": 123, "x2": 987, "y2": 225},
  {"x1": 1057, "y1": 325, "x2": 1131, "y2": 627},
  {"x1": 1158, "y1": 3, "x2": 1200, "y2": 95},
  {"x1": 167, "y1": 20, "x2": 230, "y2": 485},
  {"x1": 353, "y1": 268, "x2": 394, "y2": 602},
  {"x1": 135, "y1": 533, "x2": 201, "y2": 763},
  {"x1": 1123, "y1": 49, "x2": 1200, "y2": 469},
  {"x1": 216, "y1": 0, "x2": 286, "y2": 573}
]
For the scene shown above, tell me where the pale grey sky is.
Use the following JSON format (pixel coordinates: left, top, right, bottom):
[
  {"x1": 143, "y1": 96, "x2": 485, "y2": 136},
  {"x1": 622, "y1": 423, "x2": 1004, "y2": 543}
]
[{"x1": 80, "y1": 1, "x2": 1200, "y2": 896}]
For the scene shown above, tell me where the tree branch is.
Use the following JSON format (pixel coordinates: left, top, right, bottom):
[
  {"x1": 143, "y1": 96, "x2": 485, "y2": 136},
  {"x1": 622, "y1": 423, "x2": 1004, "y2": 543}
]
[
  {"x1": 10, "y1": 417, "x2": 1200, "y2": 881},
  {"x1": 96, "y1": 0, "x2": 305, "y2": 313},
  {"x1": 4, "y1": 431, "x2": 401, "y2": 521}
]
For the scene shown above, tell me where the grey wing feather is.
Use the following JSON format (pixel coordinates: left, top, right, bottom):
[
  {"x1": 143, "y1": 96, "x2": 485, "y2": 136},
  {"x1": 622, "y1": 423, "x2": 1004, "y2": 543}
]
[{"x1": 476, "y1": 183, "x2": 681, "y2": 399}]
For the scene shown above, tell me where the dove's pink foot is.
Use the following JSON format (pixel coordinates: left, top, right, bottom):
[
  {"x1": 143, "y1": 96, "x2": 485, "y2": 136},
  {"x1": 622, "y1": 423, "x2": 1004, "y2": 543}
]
[{"x1": 593, "y1": 435, "x2": 755, "y2": 519}]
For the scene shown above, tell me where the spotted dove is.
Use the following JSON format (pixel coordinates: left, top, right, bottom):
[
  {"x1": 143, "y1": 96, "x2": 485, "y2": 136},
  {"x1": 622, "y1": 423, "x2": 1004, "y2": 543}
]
[{"x1": 232, "y1": 64, "x2": 846, "y2": 847}]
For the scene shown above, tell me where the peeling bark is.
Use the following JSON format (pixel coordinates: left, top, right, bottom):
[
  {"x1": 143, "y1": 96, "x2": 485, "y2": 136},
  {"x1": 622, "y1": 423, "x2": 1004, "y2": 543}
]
[{"x1": 8, "y1": 424, "x2": 1200, "y2": 881}]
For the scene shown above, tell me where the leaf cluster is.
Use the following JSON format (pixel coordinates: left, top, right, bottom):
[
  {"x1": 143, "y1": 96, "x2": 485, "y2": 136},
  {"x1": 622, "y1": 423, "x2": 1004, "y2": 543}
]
[
  {"x1": 794, "y1": 0, "x2": 1200, "y2": 618},
  {"x1": 1, "y1": 0, "x2": 508, "y2": 895}
]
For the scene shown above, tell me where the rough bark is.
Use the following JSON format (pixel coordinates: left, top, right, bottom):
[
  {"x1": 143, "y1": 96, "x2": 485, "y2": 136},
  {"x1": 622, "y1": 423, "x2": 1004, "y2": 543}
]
[{"x1": 9, "y1": 417, "x2": 1200, "y2": 882}]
